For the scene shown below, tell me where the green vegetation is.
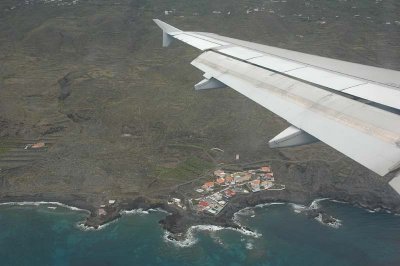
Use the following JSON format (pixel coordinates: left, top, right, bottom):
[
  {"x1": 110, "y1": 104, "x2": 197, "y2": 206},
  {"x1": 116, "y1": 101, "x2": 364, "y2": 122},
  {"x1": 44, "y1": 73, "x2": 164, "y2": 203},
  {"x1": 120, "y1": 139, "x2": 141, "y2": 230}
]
[
  {"x1": 0, "y1": 146, "x2": 9, "y2": 155},
  {"x1": 0, "y1": 139, "x2": 16, "y2": 155},
  {"x1": 156, "y1": 156, "x2": 214, "y2": 181}
]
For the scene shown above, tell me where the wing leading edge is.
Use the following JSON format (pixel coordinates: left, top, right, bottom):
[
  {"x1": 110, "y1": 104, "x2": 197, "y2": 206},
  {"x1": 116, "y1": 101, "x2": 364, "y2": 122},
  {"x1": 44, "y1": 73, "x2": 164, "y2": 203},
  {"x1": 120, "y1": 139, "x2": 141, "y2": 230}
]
[{"x1": 153, "y1": 19, "x2": 400, "y2": 195}]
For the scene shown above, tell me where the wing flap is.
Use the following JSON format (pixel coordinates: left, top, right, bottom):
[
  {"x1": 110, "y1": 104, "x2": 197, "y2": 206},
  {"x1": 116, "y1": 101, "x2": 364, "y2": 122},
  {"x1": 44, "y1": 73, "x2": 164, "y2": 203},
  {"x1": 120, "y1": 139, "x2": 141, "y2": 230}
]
[
  {"x1": 285, "y1": 67, "x2": 366, "y2": 90},
  {"x1": 342, "y1": 83, "x2": 400, "y2": 109}
]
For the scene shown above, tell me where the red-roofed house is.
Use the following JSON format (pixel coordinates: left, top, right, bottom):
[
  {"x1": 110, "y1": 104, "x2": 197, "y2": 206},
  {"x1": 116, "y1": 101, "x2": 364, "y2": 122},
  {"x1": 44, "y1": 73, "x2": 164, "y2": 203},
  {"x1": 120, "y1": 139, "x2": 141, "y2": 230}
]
[
  {"x1": 202, "y1": 181, "x2": 215, "y2": 190},
  {"x1": 216, "y1": 177, "x2": 225, "y2": 185},
  {"x1": 224, "y1": 189, "x2": 236, "y2": 198},
  {"x1": 225, "y1": 175, "x2": 234, "y2": 184},
  {"x1": 199, "y1": 201, "x2": 209, "y2": 207},
  {"x1": 32, "y1": 142, "x2": 45, "y2": 149}
]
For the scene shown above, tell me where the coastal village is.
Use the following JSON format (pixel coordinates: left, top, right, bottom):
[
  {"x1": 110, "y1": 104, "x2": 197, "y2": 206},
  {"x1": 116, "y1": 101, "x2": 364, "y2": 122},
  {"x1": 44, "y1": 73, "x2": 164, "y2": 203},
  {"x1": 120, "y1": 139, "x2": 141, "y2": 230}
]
[{"x1": 169, "y1": 165, "x2": 285, "y2": 216}]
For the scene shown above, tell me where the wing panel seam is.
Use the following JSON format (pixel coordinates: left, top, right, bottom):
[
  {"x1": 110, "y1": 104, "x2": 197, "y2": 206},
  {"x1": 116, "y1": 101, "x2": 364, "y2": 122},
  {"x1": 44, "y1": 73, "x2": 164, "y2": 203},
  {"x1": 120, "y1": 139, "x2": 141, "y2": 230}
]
[{"x1": 209, "y1": 49, "x2": 399, "y2": 114}]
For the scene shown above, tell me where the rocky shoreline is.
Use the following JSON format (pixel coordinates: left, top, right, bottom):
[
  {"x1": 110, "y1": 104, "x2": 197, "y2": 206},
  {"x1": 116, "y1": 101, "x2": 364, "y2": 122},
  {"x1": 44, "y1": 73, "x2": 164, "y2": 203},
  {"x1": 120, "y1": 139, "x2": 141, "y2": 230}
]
[{"x1": 1, "y1": 187, "x2": 399, "y2": 240}]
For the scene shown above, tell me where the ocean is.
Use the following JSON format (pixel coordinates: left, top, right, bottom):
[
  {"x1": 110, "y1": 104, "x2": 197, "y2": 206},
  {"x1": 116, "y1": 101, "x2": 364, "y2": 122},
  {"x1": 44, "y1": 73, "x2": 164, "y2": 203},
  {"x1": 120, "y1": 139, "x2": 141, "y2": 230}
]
[{"x1": 0, "y1": 200, "x2": 399, "y2": 266}]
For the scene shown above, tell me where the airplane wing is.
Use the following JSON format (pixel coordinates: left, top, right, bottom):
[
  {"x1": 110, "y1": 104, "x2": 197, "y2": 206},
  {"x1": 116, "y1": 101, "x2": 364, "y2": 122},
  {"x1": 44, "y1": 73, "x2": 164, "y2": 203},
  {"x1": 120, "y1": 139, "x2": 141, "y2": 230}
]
[{"x1": 153, "y1": 19, "x2": 400, "y2": 194}]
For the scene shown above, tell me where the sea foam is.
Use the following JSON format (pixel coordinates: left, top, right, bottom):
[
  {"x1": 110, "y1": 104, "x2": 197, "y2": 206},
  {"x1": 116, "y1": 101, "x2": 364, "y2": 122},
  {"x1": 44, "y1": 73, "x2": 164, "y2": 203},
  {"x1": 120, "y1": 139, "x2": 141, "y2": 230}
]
[
  {"x1": 148, "y1": 208, "x2": 171, "y2": 214},
  {"x1": 0, "y1": 201, "x2": 89, "y2": 212},
  {"x1": 121, "y1": 208, "x2": 149, "y2": 215},
  {"x1": 255, "y1": 202, "x2": 285, "y2": 208},
  {"x1": 121, "y1": 207, "x2": 171, "y2": 216},
  {"x1": 309, "y1": 198, "x2": 330, "y2": 209},
  {"x1": 289, "y1": 203, "x2": 307, "y2": 213},
  {"x1": 246, "y1": 240, "x2": 254, "y2": 250},
  {"x1": 289, "y1": 198, "x2": 330, "y2": 213},
  {"x1": 163, "y1": 224, "x2": 261, "y2": 248}
]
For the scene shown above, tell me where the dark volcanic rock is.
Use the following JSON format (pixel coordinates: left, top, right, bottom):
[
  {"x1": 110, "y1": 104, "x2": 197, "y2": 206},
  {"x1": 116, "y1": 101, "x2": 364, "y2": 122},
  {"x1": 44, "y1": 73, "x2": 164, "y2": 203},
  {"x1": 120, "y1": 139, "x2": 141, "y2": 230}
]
[
  {"x1": 57, "y1": 71, "x2": 90, "y2": 101},
  {"x1": 58, "y1": 74, "x2": 73, "y2": 100},
  {"x1": 84, "y1": 204, "x2": 121, "y2": 229}
]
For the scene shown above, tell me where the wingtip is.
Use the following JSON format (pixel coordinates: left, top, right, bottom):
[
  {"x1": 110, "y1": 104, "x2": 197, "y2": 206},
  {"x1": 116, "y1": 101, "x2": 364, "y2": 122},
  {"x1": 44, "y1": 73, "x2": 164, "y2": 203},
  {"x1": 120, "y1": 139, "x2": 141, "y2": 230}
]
[
  {"x1": 152, "y1": 19, "x2": 182, "y2": 33},
  {"x1": 153, "y1": 18, "x2": 161, "y2": 27}
]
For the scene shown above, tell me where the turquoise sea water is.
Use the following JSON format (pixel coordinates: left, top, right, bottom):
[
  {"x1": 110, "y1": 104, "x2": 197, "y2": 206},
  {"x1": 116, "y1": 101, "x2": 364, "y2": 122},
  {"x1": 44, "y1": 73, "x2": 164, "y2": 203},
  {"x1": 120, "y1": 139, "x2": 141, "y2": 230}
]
[{"x1": 0, "y1": 201, "x2": 399, "y2": 266}]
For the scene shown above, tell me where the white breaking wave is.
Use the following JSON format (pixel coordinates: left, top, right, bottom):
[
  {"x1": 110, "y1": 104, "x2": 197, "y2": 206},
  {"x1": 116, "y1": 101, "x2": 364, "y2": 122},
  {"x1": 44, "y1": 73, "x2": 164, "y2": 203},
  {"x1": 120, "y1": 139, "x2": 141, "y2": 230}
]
[
  {"x1": 289, "y1": 203, "x2": 307, "y2": 213},
  {"x1": 246, "y1": 240, "x2": 254, "y2": 250},
  {"x1": 121, "y1": 207, "x2": 171, "y2": 216},
  {"x1": 79, "y1": 207, "x2": 173, "y2": 232},
  {"x1": 309, "y1": 198, "x2": 330, "y2": 209},
  {"x1": 0, "y1": 201, "x2": 89, "y2": 213},
  {"x1": 148, "y1": 208, "x2": 171, "y2": 215},
  {"x1": 329, "y1": 199, "x2": 347, "y2": 204},
  {"x1": 163, "y1": 224, "x2": 262, "y2": 248},
  {"x1": 81, "y1": 207, "x2": 171, "y2": 231},
  {"x1": 0, "y1": 201, "x2": 123, "y2": 231},
  {"x1": 78, "y1": 207, "x2": 170, "y2": 231},
  {"x1": 76, "y1": 223, "x2": 98, "y2": 231},
  {"x1": 233, "y1": 202, "x2": 286, "y2": 224},
  {"x1": 255, "y1": 202, "x2": 285, "y2": 208},
  {"x1": 121, "y1": 208, "x2": 149, "y2": 215},
  {"x1": 76, "y1": 213, "x2": 126, "y2": 231},
  {"x1": 235, "y1": 207, "x2": 255, "y2": 217},
  {"x1": 76, "y1": 219, "x2": 119, "y2": 231},
  {"x1": 163, "y1": 230, "x2": 198, "y2": 248},
  {"x1": 289, "y1": 198, "x2": 330, "y2": 213}
]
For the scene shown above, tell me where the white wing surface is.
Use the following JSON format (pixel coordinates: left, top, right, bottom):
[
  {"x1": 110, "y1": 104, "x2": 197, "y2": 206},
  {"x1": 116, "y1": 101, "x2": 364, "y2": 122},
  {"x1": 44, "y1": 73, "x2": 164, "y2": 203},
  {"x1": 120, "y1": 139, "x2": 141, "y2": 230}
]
[{"x1": 153, "y1": 19, "x2": 400, "y2": 194}]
